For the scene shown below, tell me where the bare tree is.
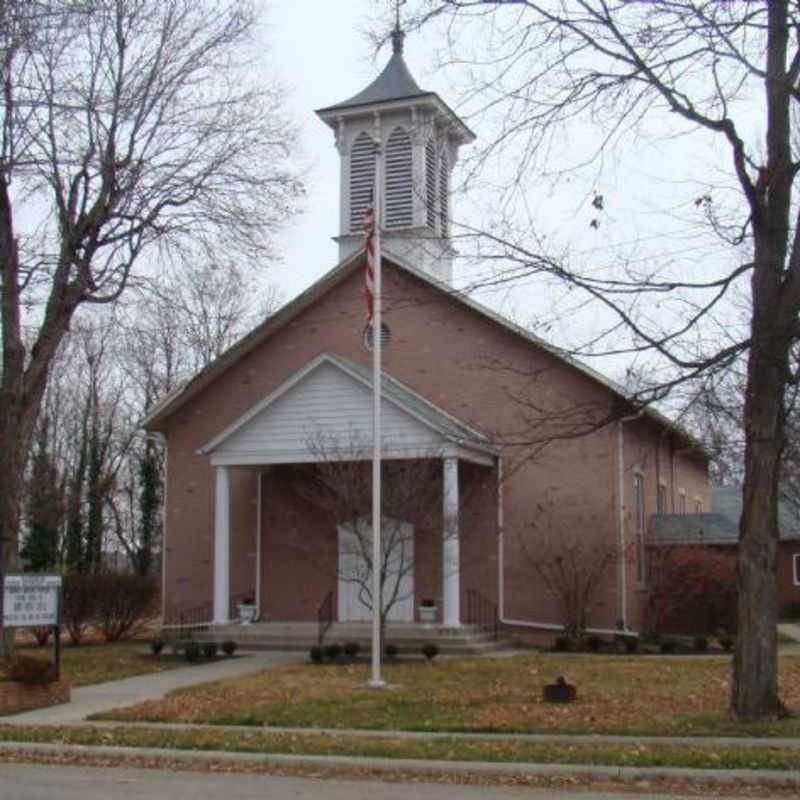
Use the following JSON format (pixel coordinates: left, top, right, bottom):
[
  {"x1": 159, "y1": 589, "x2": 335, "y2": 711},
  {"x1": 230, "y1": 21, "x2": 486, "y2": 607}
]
[
  {"x1": 0, "y1": 0, "x2": 301, "y2": 655},
  {"x1": 406, "y1": 0, "x2": 800, "y2": 721},
  {"x1": 518, "y1": 494, "x2": 626, "y2": 643},
  {"x1": 289, "y1": 434, "x2": 443, "y2": 646}
]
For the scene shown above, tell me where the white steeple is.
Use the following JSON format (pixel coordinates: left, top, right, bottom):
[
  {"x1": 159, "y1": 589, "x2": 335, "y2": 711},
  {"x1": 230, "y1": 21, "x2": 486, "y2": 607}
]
[{"x1": 316, "y1": 26, "x2": 474, "y2": 285}]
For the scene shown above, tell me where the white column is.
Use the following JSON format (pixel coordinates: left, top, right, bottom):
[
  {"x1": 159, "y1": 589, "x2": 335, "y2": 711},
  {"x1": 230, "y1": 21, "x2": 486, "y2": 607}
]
[
  {"x1": 442, "y1": 457, "x2": 460, "y2": 626},
  {"x1": 213, "y1": 466, "x2": 231, "y2": 624}
]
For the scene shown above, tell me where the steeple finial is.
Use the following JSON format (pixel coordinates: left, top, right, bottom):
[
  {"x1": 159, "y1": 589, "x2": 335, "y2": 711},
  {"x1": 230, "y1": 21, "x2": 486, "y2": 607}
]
[{"x1": 391, "y1": 0, "x2": 405, "y2": 54}]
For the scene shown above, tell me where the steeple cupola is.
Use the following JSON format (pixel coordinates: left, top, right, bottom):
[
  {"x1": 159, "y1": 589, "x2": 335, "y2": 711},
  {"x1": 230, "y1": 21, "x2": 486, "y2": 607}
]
[{"x1": 316, "y1": 26, "x2": 474, "y2": 284}]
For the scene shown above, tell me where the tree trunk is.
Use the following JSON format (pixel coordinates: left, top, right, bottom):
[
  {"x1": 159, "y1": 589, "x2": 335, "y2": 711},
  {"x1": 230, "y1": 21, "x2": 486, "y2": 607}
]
[
  {"x1": 0, "y1": 408, "x2": 32, "y2": 660},
  {"x1": 733, "y1": 340, "x2": 787, "y2": 718}
]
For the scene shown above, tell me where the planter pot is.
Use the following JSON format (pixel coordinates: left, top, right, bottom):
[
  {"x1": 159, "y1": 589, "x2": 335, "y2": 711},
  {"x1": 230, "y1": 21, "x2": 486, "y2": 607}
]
[
  {"x1": 418, "y1": 604, "x2": 437, "y2": 626},
  {"x1": 238, "y1": 603, "x2": 258, "y2": 625}
]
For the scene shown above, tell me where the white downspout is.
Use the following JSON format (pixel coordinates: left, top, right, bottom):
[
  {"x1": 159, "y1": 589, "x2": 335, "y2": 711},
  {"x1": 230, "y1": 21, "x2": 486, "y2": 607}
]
[
  {"x1": 497, "y1": 428, "x2": 643, "y2": 638},
  {"x1": 497, "y1": 456, "x2": 569, "y2": 633},
  {"x1": 255, "y1": 469, "x2": 263, "y2": 622}
]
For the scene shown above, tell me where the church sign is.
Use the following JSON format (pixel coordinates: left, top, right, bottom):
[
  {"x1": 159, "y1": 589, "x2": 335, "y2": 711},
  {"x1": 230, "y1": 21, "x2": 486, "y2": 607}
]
[{"x1": 1, "y1": 574, "x2": 62, "y2": 628}]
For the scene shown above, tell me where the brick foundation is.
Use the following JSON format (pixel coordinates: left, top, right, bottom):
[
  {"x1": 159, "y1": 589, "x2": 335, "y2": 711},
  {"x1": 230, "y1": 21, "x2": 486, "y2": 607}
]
[{"x1": 0, "y1": 679, "x2": 71, "y2": 716}]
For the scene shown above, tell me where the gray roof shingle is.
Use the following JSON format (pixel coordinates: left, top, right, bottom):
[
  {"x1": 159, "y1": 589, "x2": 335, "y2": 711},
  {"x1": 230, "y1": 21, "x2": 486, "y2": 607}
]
[{"x1": 651, "y1": 485, "x2": 800, "y2": 545}]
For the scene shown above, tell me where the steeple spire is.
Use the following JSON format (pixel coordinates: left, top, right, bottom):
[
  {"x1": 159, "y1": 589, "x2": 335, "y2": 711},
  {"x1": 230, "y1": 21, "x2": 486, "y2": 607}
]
[
  {"x1": 316, "y1": 9, "x2": 475, "y2": 285},
  {"x1": 391, "y1": 0, "x2": 405, "y2": 54}
]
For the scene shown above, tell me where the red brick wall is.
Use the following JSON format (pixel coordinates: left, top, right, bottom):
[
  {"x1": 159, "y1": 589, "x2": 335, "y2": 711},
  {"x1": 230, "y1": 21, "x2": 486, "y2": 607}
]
[{"x1": 157, "y1": 260, "x2": 709, "y2": 632}]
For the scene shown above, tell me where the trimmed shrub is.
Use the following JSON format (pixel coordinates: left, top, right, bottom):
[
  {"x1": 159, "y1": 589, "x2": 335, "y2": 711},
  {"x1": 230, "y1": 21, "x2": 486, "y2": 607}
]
[
  {"x1": 221, "y1": 640, "x2": 238, "y2": 657},
  {"x1": 553, "y1": 635, "x2": 573, "y2": 652},
  {"x1": 8, "y1": 656, "x2": 55, "y2": 686},
  {"x1": 203, "y1": 643, "x2": 219, "y2": 659},
  {"x1": 343, "y1": 641, "x2": 361, "y2": 659},
  {"x1": 421, "y1": 642, "x2": 439, "y2": 661},
  {"x1": 309, "y1": 645, "x2": 324, "y2": 664},
  {"x1": 693, "y1": 636, "x2": 708, "y2": 653},
  {"x1": 586, "y1": 635, "x2": 602, "y2": 653},
  {"x1": 620, "y1": 635, "x2": 639, "y2": 654},
  {"x1": 184, "y1": 641, "x2": 201, "y2": 663},
  {"x1": 384, "y1": 643, "x2": 398, "y2": 659},
  {"x1": 719, "y1": 636, "x2": 734, "y2": 652},
  {"x1": 323, "y1": 643, "x2": 342, "y2": 662},
  {"x1": 660, "y1": 638, "x2": 678, "y2": 655},
  {"x1": 150, "y1": 639, "x2": 165, "y2": 656}
]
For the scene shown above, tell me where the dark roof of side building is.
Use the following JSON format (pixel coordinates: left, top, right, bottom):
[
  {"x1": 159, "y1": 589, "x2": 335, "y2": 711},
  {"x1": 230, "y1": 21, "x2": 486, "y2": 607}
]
[{"x1": 651, "y1": 485, "x2": 800, "y2": 545}]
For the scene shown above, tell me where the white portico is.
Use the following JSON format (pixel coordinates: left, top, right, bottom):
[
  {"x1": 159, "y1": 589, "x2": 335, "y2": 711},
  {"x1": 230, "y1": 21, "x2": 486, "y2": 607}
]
[{"x1": 199, "y1": 352, "x2": 495, "y2": 627}]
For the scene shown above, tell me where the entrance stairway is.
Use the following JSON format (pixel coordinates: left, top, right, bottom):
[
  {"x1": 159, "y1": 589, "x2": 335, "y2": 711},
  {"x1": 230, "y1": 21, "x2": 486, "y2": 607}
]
[{"x1": 191, "y1": 621, "x2": 510, "y2": 656}]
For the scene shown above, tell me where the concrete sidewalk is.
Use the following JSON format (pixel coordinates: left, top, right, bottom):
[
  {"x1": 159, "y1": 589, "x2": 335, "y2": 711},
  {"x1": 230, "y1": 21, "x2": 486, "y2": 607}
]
[{"x1": 1, "y1": 650, "x2": 302, "y2": 724}]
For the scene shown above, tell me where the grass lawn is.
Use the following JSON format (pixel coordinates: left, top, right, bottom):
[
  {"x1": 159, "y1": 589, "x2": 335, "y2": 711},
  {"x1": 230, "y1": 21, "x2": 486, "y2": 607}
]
[
  {"x1": 95, "y1": 652, "x2": 800, "y2": 738},
  {"x1": 1, "y1": 724, "x2": 800, "y2": 772},
  {"x1": 3, "y1": 642, "x2": 187, "y2": 688}
]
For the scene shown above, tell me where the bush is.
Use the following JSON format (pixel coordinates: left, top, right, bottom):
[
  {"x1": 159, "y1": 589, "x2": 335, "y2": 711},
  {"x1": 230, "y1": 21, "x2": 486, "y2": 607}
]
[
  {"x1": 660, "y1": 638, "x2": 678, "y2": 655},
  {"x1": 62, "y1": 572, "x2": 158, "y2": 644},
  {"x1": 8, "y1": 656, "x2": 55, "y2": 686},
  {"x1": 150, "y1": 639, "x2": 165, "y2": 656},
  {"x1": 309, "y1": 645, "x2": 324, "y2": 664},
  {"x1": 781, "y1": 601, "x2": 800, "y2": 620},
  {"x1": 323, "y1": 643, "x2": 342, "y2": 661},
  {"x1": 95, "y1": 573, "x2": 158, "y2": 642},
  {"x1": 221, "y1": 640, "x2": 238, "y2": 657},
  {"x1": 384, "y1": 643, "x2": 398, "y2": 659},
  {"x1": 620, "y1": 634, "x2": 639, "y2": 654},
  {"x1": 184, "y1": 641, "x2": 201, "y2": 663},
  {"x1": 29, "y1": 626, "x2": 52, "y2": 647},
  {"x1": 203, "y1": 642, "x2": 219, "y2": 659},
  {"x1": 646, "y1": 546, "x2": 737, "y2": 638},
  {"x1": 693, "y1": 636, "x2": 708, "y2": 653},
  {"x1": 343, "y1": 641, "x2": 361, "y2": 659},
  {"x1": 553, "y1": 635, "x2": 573, "y2": 652},
  {"x1": 586, "y1": 635, "x2": 602, "y2": 653},
  {"x1": 62, "y1": 574, "x2": 96, "y2": 645},
  {"x1": 719, "y1": 635, "x2": 734, "y2": 652},
  {"x1": 421, "y1": 642, "x2": 439, "y2": 661}
]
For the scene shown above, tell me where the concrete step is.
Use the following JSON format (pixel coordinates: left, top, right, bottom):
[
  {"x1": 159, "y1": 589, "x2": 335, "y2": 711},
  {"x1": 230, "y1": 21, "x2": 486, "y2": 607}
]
[{"x1": 182, "y1": 620, "x2": 509, "y2": 656}]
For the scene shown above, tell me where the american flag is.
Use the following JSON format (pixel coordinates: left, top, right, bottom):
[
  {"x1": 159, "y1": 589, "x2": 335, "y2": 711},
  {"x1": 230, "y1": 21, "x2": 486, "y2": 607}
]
[{"x1": 363, "y1": 203, "x2": 376, "y2": 324}]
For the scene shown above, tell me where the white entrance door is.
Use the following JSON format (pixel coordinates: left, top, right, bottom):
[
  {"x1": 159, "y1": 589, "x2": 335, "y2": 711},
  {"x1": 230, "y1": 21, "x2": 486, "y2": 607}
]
[{"x1": 337, "y1": 518, "x2": 414, "y2": 622}]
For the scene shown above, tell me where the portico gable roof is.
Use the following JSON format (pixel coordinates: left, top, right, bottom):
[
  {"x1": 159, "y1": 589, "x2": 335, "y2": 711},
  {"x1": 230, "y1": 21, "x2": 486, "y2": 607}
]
[{"x1": 199, "y1": 352, "x2": 495, "y2": 467}]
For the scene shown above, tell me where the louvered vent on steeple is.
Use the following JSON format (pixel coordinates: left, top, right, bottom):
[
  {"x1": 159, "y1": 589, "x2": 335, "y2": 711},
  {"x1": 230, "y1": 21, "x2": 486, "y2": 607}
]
[
  {"x1": 439, "y1": 150, "x2": 450, "y2": 237},
  {"x1": 349, "y1": 132, "x2": 376, "y2": 233},
  {"x1": 384, "y1": 126, "x2": 413, "y2": 229},
  {"x1": 425, "y1": 139, "x2": 437, "y2": 230}
]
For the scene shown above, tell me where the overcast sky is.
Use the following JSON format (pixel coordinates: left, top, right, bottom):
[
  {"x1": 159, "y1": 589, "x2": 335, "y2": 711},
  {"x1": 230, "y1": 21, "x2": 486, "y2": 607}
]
[
  {"x1": 259, "y1": 1, "x2": 747, "y2": 390},
  {"x1": 267, "y1": 1, "x2": 433, "y2": 302}
]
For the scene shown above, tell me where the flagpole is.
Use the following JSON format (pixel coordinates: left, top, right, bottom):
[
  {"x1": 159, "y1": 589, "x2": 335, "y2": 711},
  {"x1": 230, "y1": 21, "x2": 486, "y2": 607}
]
[{"x1": 369, "y1": 131, "x2": 385, "y2": 689}]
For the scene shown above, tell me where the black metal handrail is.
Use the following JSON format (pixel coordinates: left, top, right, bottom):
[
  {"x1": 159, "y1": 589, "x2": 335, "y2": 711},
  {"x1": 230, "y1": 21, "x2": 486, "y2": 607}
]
[
  {"x1": 317, "y1": 590, "x2": 334, "y2": 645},
  {"x1": 466, "y1": 589, "x2": 498, "y2": 638},
  {"x1": 162, "y1": 601, "x2": 213, "y2": 639}
]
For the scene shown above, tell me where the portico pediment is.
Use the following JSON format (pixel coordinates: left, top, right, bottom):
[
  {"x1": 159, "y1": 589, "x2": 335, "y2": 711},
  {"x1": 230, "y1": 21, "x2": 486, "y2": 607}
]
[{"x1": 199, "y1": 352, "x2": 494, "y2": 467}]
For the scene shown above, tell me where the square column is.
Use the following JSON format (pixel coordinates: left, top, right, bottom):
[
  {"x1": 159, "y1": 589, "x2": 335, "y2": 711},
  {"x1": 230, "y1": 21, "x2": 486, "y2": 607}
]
[
  {"x1": 213, "y1": 465, "x2": 231, "y2": 624},
  {"x1": 442, "y1": 456, "x2": 460, "y2": 626}
]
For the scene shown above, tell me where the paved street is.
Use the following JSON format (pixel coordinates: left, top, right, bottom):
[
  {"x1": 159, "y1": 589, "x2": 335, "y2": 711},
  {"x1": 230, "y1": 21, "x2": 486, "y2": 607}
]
[{"x1": 0, "y1": 763, "x2": 777, "y2": 800}]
